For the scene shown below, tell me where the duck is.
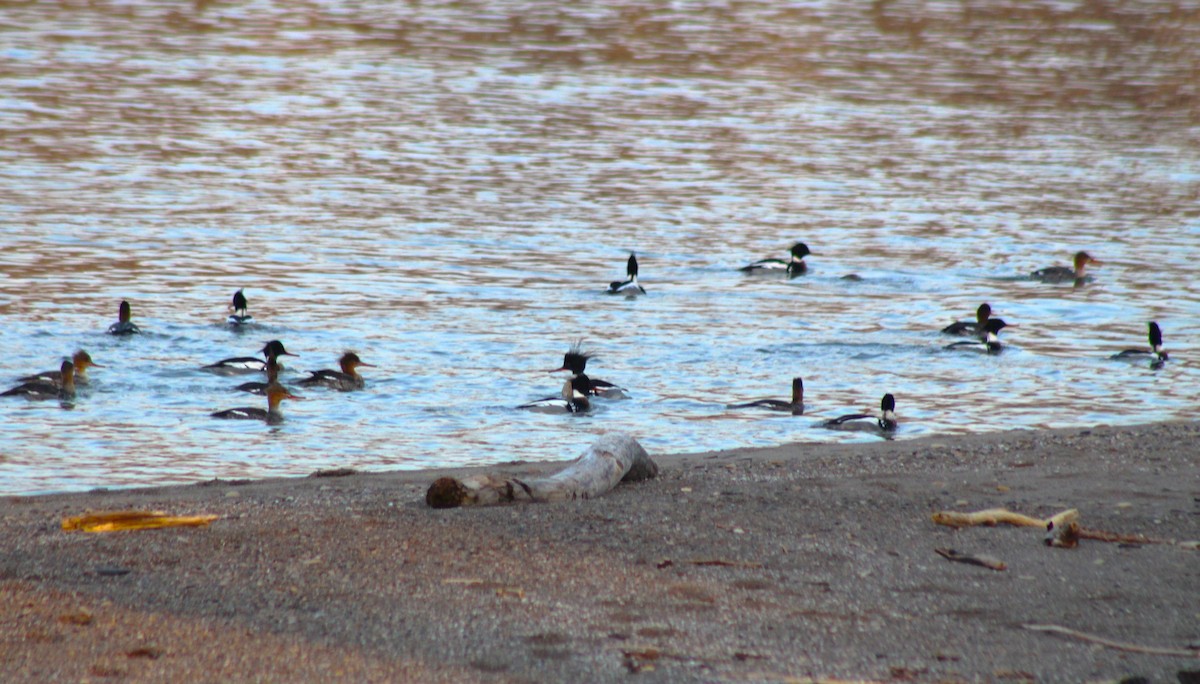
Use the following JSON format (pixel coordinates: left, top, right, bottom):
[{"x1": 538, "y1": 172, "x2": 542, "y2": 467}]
[
  {"x1": 821, "y1": 393, "x2": 897, "y2": 433},
  {"x1": 606, "y1": 253, "x2": 646, "y2": 296},
  {"x1": 227, "y1": 288, "x2": 253, "y2": 325},
  {"x1": 547, "y1": 343, "x2": 626, "y2": 398},
  {"x1": 517, "y1": 373, "x2": 592, "y2": 414},
  {"x1": 1030, "y1": 251, "x2": 1101, "y2": 284},
  {"x1": 297, "y1": 351, "x2": 375, "y2": 391},
  {"x1": 233, "y1": 356, "x2": 288, "y2": 395},
  {"x1": 211, "y1": 382, "x2": 300, "y2": 425},
  {"x1": 203, "y1": 340, "x2": 296, "y2": 375},
  {"x1": 107, "y1": 300, "x2": 141, "y2": 335},
  {"x1": 1111, "y1": 322, "x2": 1168, "y2": 368},
  {"x1": 726, "y1": 377, "x2": 805, "y2": 415},
  {"x1": 739, "y1": 242, "x2": 812, "y2": 277},
  {"x1": 3, "y1": 360, "x2": 75, "y2": 401},
  {"x1": 941, "y1": 303, "x2": 992, "y2": 337},
  {"x1": 944, "y1": 318, "x2": 1010, "y2": 354},
  {"x1": 17, "y1": 350, "x2": 102, "y2": 386}
]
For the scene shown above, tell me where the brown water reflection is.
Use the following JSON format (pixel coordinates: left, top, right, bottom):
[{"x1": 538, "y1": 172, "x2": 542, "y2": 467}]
[{"x1": 0, "y1": 1, "x2": 1198, "y2": 493}]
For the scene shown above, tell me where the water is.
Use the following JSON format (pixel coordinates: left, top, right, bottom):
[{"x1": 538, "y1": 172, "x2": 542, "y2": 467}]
[{"x1": 2, "y1": 1, "x2": 1198, "y2": 495}]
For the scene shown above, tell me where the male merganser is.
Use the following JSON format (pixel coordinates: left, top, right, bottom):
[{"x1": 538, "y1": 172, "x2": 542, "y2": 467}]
[
  {"x1": 297, "y1": 351, "x2": 375, "y2": 391},
  {"x1": 822, "y1": 393, "x2": 897, "y2": 433},
  {"x1": 739, "y1": 242, "x2": 812, "y2": 277},
  {"x1": 211, "y1": 382, "x2": 300, "y2": 425},
  {"x1": 108, "y1": 300, "x2": 141, "y2": 335},
  {"x1": 727, "y1": 377, "x2": 805, "y2": 415},
  {"x1": 1111, "y1": 322, "x2": 1168, "y2": 368},
  {"x1": 18, "y1": 350, "x2": 102, "y2": 386},
  {"x1": 1030, "y1": 251, "x2": 1101, "y2": 284},
  {"x1": 517, "y1": 373, "x2": 592, "y2": 414},
  {"x1": 944, "y1": 318, "x2": 1010, "y2": 354},
  {"x1": 203, "y1": 340, "x2": 296, "y2": 375},
  {"x1": 227, "y1": 289, "x2": 253, "y2": 325},
  {"x1": 606, "y1": 253, "x2": 646, "y2": 296},
  {"x1": 3, "y1": 360, "x2": 75, "y2": 401},
  {"x1": 548, "y1": 343, "x2": 626, "y2": 397},
  {"x1": 941, "y1": 303, "x2": 992, "y2": 337}
]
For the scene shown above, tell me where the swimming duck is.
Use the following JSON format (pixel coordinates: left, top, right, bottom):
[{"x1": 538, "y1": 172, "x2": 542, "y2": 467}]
[
  {"x1": 726, "y1": 377, "x2": 805, "y2": 415},
  {"x1": 740, "y1": 242, "x2": 811, "y2": 277},
  {"x1": 18, "y1": 350, "x2": 102, "y2": 386},
  {"x1": 1031, "y1": 251, "x2": 1100, "y2": 284},
  {"x1": 821, "y1": 393, "x2": 897, "y2": 433},
  {"x1": 211, "y1": 381, "x2": 300, "y2": 425},
  {"x1": 517, "y1": 373, "x2": 592, "y2": 414},
  {"x1": 228, "y1": 288, "x2": 253, "y2": 325},
  {"x1": 606, "y1": 253, "x2": 646, "y2": 296},
  {"x1": 233, "y1": 356, "x2": 289, "y2": 395},
  {"x1": 3, "y1": 360, "x2": 75, "y2": 401},
  {"x1": 548, "y1": 343, "x2": 626, "y2": 397},
  {"x1": 108, "y1": 300, "x2": 141, "y2": 335},
  {"x1": 203, "y1": 340, "x2": 296, "y2": 375},
  {"x1": 941, "y1": 303, "x2": 992, "y2": 337},
  {"x1": 944, "y1": 318, "x2": 1010, "y2": 354},
  {"x1": 297, "y1": 351, "x2": 375, "y2": 391},
  {"x1": 1111, "y1": 322, "x2": 1168, "y2": 368}
]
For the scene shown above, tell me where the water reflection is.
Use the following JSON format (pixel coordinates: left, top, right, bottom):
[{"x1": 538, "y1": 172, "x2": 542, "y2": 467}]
[{"x1": 1, "y1": 1, "x2": 1197, "y2": 494}]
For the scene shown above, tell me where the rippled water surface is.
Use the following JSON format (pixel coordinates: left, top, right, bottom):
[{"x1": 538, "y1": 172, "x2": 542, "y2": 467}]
[{"x1": 2, "y1": 1, "x2": 1199, "y2": 494}]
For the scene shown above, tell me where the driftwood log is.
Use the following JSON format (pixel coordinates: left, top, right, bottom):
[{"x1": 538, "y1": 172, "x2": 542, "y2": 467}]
[{"x1": 426, "y1": 433, "x2": 658, "y2": 508}]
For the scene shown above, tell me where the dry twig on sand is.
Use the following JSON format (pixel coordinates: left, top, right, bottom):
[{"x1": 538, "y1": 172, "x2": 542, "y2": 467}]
[
  {"x1": 1022, "y1": 624, "x2": 1200, "y2": 658},
  {"x1": 425, "y1": 433, "x2": 657, "y2": 508},
  {"x1": 931, "y1": 507, "x2": 1190, "y2": 548}
]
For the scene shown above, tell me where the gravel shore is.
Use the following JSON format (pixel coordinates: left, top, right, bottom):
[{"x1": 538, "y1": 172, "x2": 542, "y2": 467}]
[{"x1": 2, "y1": 421, "x2": 1198, "y2": 683}]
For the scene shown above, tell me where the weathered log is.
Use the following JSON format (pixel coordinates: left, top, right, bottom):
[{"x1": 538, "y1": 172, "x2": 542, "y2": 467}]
[{"x1": 426, "y1": 433, "x2": 657, "y2": 508}]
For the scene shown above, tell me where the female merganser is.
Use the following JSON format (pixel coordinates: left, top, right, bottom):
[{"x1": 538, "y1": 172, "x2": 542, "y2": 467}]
[
  {"x1": 108, "y1": 300, "x2": 141, "y2": 335},
  {"x1": 227, "y1": 289, "x2": 253, "y2": 325},
  {"x1": 821, "y1": 393, "x2": 897, "y2": 433},
  {"x1": 941, "y1": 303, "x2": 992, "y2": 337},
  {"x1": 233, "y1": 356, "x2": 287, "y2": 395},
  {"x1": 548, "y1": 343, "x2": 626, "y2": 397},
  {"x1": 1111, "y1": 322, "x2": 1168, "y2": 368},
  {"x1": 297, "y1": 351, "x2": 375, "y2": 391},
  {"x1": 18, "y1": 350, "x2": 102, "y2": 386},
  {"x1": 739, "y1": 242, "x2": 812, "y2": 277},
  {"x1": 1031, "y1": 251, "x2": 1101, "y2": 284},
  {"x1": 3, "y1": 360, "x2": 75, "y2": 401},
  {"x1": 727, "y1": 377, "x2": 805, "y2": 415},
  {"x1": 606, "y1": 253, "x2": 646, "y2": 296},
  {"x1": 211, "y1": 381, "x2": 300, "y2": 425},
  {"x1": 203, "y1": 340, "x2": 296, "y2": 375},
  {"x1": 944, "y1": 318, "x2": 1010, "y2": 354},
  {"x1": 517, "y1": 373, "x2": 592, "y2": 414}
]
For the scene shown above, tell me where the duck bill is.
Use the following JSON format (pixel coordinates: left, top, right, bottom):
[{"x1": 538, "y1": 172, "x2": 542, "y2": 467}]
[{"x1": 545, "y1": 366, "x2": 569, "y2": 373}]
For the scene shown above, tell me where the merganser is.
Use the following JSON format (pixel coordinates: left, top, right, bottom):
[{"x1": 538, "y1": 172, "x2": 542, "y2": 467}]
[
  {"x1": 944, "y1": 318, "x2": 1010, "y2": 354},
  {"x1": 1030, "y1": 251, "x2": 1101, "y2": 284},
  {"x1": 227, "y1": 289, "x2": 253, "y2": 325},
  {"x1": 822, "y1": 393, "x2": 897, "y2": 433},
  {"x1": 3, "y1": 360, "x2": 75, "y2": 401},
  {"x1": 107, "y1": 300, "x2": 141, "y2": 335},
  {"x1": 203, "y1": 340, "x2": 296, "y2": 375},
  {"x1": 18, "y1": 350, "x2": 102, "y2": 386},
  {"x1": 727, "y1": 377, "x2": 805, "y2": 415},
  {"x1": 211, "y1": 381, "x2": 300, "y2": 425},
  {"x1": 1111, "y1": 322, "x2": 1168, "y2": 368},
  {"x1": 233, "y1": 356, "x2": 287, "y2": 395},
  {"x1": 941, "y1": 303, "x2": 992, "y2": 337},
  {"x1": 297, "y1": 351, "x2": 375, "y2": 391},
  {"x1": 517, "y1": 373, "x2": 592, "y2": 414},
  {"x1": 606, "y1": 253, "x2": 646, "y2": 296},
  {"x1": 548, "y1": 343, "x2": 626, "y2": 397},
  {"x1": 739, "y1": 242, "x2": 811, "y2": 277}
]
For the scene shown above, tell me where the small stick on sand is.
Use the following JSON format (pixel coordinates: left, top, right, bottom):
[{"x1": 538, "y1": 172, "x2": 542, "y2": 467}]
[
  {"x1": 1022, "y1": 623, "x2": 1200, "y2": 658},
  {"x1": 425, "y1": 433, "x2": 657, "y2": 508},
  {"x1": 931, "y1": 507, "x2": 1190, "y2": 548}
]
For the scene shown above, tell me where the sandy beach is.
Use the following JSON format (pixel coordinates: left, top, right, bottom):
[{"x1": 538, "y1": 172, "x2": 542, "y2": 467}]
[{"x1": 2, "y1": 421, "x2": 1197, "y2": 683}]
